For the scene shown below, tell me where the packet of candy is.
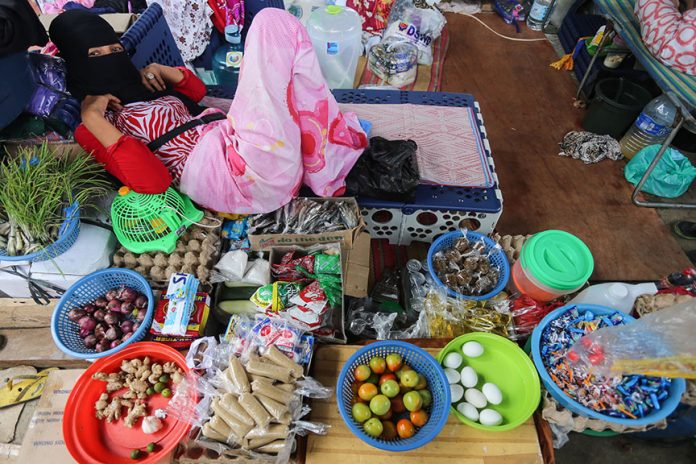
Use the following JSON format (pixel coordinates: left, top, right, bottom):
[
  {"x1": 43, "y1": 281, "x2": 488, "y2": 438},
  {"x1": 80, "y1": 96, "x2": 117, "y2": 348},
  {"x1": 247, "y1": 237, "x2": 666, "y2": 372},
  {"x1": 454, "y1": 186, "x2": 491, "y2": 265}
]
[
  {"x1": 289, "y1": 281, "x2": 328, "y2": 314},
  {"x1": 314, "y1": 253, "x2": 340, "y2": 275},
  {"x1": 250, "y1": 316, "x2": 303, "y2": 355},
  {"x1": 272, "y1": 251, "x2": 315, "y2": 281}
]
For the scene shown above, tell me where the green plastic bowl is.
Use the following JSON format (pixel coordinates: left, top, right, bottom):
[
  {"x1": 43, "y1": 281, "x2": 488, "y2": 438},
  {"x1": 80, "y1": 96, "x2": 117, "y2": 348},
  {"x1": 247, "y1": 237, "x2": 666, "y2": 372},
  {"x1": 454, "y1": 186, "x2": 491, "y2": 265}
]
[{"x1": 437, "y1": 333, "x2": 541, "y2": 432}]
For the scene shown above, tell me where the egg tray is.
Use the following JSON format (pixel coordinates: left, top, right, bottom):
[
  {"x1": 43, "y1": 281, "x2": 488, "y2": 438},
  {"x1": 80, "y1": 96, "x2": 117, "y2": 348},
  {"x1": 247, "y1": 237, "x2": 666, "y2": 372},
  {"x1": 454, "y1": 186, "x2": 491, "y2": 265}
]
[
  {"x1": 491, "y1": 233, "x2": 531, "y2": 266},
  {"x1": 111, "y1": 214, "x2": 222, "y2": 287}
]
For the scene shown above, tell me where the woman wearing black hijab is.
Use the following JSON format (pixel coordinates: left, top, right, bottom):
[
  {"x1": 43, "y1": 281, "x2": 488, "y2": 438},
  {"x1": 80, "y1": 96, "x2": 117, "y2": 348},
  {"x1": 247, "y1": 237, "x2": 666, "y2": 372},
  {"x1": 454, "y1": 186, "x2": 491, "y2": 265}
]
[
  {"x1": 49, "y1": 8, "x2": 368, "y2": 213},
  {"x1": 49, "y1": 9, "x2": 211, "y2": 193}
]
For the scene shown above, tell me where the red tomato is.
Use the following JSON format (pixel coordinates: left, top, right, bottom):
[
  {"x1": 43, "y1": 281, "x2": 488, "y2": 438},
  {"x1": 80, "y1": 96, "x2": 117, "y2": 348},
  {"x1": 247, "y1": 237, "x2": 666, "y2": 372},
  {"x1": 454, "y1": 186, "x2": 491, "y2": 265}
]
[
  {"x1": 379, "y1": 373, "x2": 397, "y2": 385},
  {"x1": 381, "y1": 420, "x2": 397, "y2": 440},
  {"x1": 410, "y1": 410, "x2": 429, "y2": 427},
  {"x1": 396, "y1": 419, "x2": 416, "y2": 439},
  {"x1": 391, "y1": 395, "x2": 406, "y2": 413}
]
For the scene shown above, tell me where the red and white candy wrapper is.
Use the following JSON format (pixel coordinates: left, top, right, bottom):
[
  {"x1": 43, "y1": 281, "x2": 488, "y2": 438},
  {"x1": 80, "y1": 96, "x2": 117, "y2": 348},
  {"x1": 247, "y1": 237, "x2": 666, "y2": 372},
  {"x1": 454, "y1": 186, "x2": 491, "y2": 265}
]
[
  {"x1": 289, "y1": 281, "x2": 328, "y2": 314},
  {"x1": 287, "y1": 305, "x2": 324, "y2": 326}
]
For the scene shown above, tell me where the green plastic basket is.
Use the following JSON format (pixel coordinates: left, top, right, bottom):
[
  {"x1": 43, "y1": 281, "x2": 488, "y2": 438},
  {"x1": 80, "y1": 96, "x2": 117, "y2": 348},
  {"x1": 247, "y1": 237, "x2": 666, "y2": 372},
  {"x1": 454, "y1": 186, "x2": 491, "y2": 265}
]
[{"x1": 111, "y1": 187, "x2": 203, "y2": 254}]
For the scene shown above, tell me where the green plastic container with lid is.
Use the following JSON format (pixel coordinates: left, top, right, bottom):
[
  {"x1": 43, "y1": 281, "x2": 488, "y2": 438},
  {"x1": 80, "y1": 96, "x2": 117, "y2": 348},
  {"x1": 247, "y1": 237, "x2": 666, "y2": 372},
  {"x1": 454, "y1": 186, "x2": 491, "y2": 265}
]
[{"x1": 512, "y1": 230, "x2": 594, "y2": 302}]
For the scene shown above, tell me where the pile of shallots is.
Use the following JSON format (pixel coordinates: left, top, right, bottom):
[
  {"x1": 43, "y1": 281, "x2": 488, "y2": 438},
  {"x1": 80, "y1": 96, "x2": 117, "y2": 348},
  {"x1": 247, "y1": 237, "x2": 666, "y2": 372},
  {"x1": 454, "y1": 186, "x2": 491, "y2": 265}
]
[{"x1": 67, "y1": 286, "x2": 148, "y2": 352}]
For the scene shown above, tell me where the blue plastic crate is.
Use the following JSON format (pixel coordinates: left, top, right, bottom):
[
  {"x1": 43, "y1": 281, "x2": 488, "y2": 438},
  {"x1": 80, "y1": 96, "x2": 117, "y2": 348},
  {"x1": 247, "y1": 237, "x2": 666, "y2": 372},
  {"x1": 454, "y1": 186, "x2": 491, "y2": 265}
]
[
  {"x1": 333, "y1": 89, "x2": 503, "y2": 245},
  {"x1": 121, "y1": 3, "x2": 184, "y2": 69}
]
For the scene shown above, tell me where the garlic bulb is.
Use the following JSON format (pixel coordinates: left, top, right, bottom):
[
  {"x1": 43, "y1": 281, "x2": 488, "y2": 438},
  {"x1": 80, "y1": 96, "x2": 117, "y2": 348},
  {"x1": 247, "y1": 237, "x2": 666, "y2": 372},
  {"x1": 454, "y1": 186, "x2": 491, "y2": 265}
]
[{"x1": 141, "y1": 416, "x2": 163, "y2": 434}]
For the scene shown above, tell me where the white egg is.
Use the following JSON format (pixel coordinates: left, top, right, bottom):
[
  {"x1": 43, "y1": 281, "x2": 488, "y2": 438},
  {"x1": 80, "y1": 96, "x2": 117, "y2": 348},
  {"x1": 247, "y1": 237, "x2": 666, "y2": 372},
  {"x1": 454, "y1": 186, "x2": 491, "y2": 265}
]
[
  {"x1": 479, "y1": 409, "x2": 503, "y2": 426},
  {"x1": 460, "y1": 366, "x2": 478, "y2": 388},
  {"x1": 443, "y1": 352, "x2": 463, "y2": 369},
  {"x1": 456, "y1": 402, "x2": 480, "y2": 422},
  {"x1": 462, "y1": 341, "x2": 484, "y2": 358},
  {"x1": 464, "y1": 388, "x2": 487, "y2": 409},
  {"x1": 450, "y1": 384, "x2": 464, "y2": 403},
  {"x1": 444, "y1": 367, "x2": 460, "y2": 385},
  {"x1": 482, "y1": 383, "x2": 503, "y2": 405}
]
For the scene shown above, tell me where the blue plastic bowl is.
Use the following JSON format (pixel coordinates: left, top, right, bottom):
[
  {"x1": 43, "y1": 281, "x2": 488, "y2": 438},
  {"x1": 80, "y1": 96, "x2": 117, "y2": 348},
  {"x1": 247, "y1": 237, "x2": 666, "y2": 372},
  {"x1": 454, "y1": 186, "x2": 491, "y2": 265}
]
[
  {"x1": 531, "y1": 304, "x2": 686, "y2": 426},
  {"x1": 427, "y1": 230, "x2": 510, "y2": 301},
  {"x1": 0, "y1": 202, "x2": 80, "y2": 262},
  {"x1": 51, "y1": 269, "x2": 154, "y2": 360},
  {"x1": 336, "y1": 341, "x2": 451, "y2": 451}
]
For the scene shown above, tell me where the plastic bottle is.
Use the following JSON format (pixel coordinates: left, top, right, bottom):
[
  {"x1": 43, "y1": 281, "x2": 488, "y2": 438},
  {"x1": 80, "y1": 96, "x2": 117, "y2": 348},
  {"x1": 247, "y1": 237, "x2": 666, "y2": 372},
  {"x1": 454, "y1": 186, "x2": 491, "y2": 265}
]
[
  {"x1": 306, "y1": 0, "x2": 362, "y2": 89},
  {"x1": 527, "y1": 0, "x2": 554, "y2": 31},
  {"x1": 567, "y1": 282, "x2": 658, "y2": 314},
  {"x1": 619, "y1": 95, "x2": 677, "y2": 159},
  {"x1": 212, "y1": 25, "x2": 244, "y2": 88}
]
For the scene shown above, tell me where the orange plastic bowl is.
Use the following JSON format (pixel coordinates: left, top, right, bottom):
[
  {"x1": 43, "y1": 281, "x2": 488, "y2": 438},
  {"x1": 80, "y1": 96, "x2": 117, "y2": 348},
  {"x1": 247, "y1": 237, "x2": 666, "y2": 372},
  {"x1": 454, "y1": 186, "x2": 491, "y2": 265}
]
[{"x1": 63, "y1": 342, "x2": 195, "y2": 464}]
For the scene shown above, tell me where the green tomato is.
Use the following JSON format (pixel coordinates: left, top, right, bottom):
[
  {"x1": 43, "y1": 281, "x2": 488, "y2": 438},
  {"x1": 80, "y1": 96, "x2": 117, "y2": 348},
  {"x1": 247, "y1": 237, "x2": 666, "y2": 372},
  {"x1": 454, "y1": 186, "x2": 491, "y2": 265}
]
[
  {"x1": 158, "y1": 374, "x2": 170, "y2": 383},
  {"x1": 363, "y1": 417, "x2": 384, "y2": 438},
  {"x1": 354, "y1": 365, "x2": 371, "y2": 382},
  {"x1": 130, "y1": 449, "x2": 142, "y2": 460},
  {"x1": 161, "y1": 388, "x2": 172, "y2": 398},
  {"x1": 418, "y1": 389, "x2": 432, "y2": 408},
  {"x1": 369, "y1": 394, "x2": 391, "y2": 416},
  {"x1": 154, "y1": 382, "x2": 166, "y2": 393},
  {"x1": 380, "y1": 379, "x2": 400, "y2": 398},
  {"x1": 146, "y1": 387, "x2": 155, "y2": 396},
  {"x1": 146, "y1": 443, "x2": 156, "y2": 453},
  {"x1": 401, "y1": 370, "x2": 420, "y2": 388},
  {"x1": 369, "y1": 356, "x2": 386, "y2": 374},
  {"x1": 403, "y1": 391, "x2": 423, "y2": 412},
  {"x1": 352, "y1": 402, "x2": 372, "y2": 423}
]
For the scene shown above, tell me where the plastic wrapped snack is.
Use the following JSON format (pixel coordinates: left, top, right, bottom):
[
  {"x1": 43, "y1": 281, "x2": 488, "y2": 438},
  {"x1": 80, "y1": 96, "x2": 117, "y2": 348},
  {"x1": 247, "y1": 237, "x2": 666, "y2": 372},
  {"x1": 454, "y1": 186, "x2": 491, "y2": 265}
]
[
  {"x1": 383, "y1": 0, "x2": 446, "y2": 65},
  {"x1": 367, "y1": 39, "x2": 418, "y2": 87},
  {"x1": 569, "y1": 300, "x2": 696, "y2": 379}
]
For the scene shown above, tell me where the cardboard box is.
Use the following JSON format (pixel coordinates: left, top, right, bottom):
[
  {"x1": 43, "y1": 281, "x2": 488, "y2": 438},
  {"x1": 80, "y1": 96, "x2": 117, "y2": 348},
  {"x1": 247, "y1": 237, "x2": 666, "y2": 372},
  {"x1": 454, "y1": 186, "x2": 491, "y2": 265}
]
[
  {"x1": 248, "y1": 198, "x2": 365, "y2": 251},
  {"x1": 344, "y1": 232, "x2": 371, "y2": 298},
  {"x1": 269, "y1": 243, "x2": 346, "y2": 344},
  {"x1": 39, "y1": 13, "x2": 136, "y2": 33},
  {"x1": 17, "y1": 369, "x2": 84, "y2": 464}
]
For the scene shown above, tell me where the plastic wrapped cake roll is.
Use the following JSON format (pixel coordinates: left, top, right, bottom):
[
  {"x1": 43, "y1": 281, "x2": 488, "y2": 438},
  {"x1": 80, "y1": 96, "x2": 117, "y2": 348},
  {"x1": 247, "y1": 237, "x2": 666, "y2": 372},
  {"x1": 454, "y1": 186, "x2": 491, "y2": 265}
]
[
  {"x1": 220, "y1": 393, "x2": 255, "y2": 427},
  {"x1": 227, "y1": 355, "x2": 251, "y2": 393},
  {"x1": 238, "y1": 392, "x2": 272, "y2": 429},
  {"x1": 275, "y1": 383, "x2": 294, "y2": 392},
  {"x1": 245, "y1": 423, "x2": 289, "y2": 440},
  {"x1": 208, "y1": 416, "x2": 240, "y2": 444},
  {"x1": 256, "y1": 394, "x2": 289, "y2": 421},
  {"x1": 202, "y1": 422, "x2": 229, "y2": 443},
  {"x1": 212, "y1": 398, "x2": 253, "y2": 437},
  {"x1": 263, "y1": 344, "x2": 303, "y2": 379},
  {"x1": 246, "y1": 355, "x2": 293, "y2": 383},
  {"x1": 247, "y1": 436, "x2": 277, "y2": 449},
  {"x1": 251, "y1": 379, "x2": 293, "y2": 405},
  {"x1": 256, "y1": 440, "x2": 286, "y2": 454}
]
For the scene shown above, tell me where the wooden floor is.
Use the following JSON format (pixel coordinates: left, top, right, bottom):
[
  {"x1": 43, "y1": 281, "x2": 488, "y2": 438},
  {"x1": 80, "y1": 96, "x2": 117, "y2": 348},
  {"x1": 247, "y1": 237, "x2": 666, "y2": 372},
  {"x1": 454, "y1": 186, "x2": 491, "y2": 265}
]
[{"x1": 440, "y1": 13, "x2": 691, "y2": 280}]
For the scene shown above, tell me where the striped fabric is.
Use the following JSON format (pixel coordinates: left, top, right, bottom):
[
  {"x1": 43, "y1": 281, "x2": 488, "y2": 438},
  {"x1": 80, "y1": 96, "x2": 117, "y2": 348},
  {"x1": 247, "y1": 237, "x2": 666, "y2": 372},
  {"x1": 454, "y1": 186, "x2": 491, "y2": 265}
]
[{"x1": 595, "y1": 0, "x2": 696, "y2": 107}]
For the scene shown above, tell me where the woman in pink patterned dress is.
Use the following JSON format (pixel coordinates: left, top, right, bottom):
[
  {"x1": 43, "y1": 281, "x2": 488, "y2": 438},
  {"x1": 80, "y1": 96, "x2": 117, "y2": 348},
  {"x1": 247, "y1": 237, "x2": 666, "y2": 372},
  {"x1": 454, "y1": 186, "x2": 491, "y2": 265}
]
[
  {"x1": 49, "y1": 8, "x2": 367, "y2": 214},
  {"x1": 636, "y1": 0, "x2": 696, "y2": 75}
]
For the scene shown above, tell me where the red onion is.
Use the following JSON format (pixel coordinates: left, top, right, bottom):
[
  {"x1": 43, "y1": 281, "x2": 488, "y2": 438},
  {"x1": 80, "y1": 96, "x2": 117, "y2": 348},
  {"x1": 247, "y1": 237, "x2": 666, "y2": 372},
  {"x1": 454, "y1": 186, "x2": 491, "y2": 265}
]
[
  {"x1": 94, "y1": 296, "x2": 108, "y2": 308},
  {"x1": 78, "y1": 315, "x2": 97, "y2": 332},
  {"x1": 132, "y1": 322, "x2": 141, "y2": 333},
  {"x1": 83, "y1": 304, "x2": 97, "y2": 314},
  {"x1": 120, "y1": 301, "x2": 134, "y2": 315},
  {"x1": 83, "y1": 334, "x2": 98, "y2": 348},
  {"x1": 107, "y1": 299, "x2": 122, "y2": 313},
  {"x1": 122, "y1": 332, "x2": 134, "y2": 343},
  {"x1": 79, "y1": 327, "x2": 92, "y2": 338},
  {"x1": 134, "y1": 294, "x2": 148, "y2": 309},
  {"x1": 93, "y1": 309, "x2": 106, "y2": 322},
  {"x1": 94, "y1": 323, "x2": 106, "y2": 340},
  {"x1": 104, "y1": 312, "x2": 120, "y2": 326},
  {"x1": 119, "y1": 287, "x2": 138, "y2": 302},
  {"x1": 110, "y1": 340, "x2": 122, "y2": 349},
  {"x1": 105, "y1": 289, "x2": 119, "y2": 301},
  {"x1": 136, "y1": 310, "x2": 146, "y2": 322},
  {"x1": 67, "y1": 308, "x2": 86, "y2": 322},
  {"x1": 105, "y1": 326, "x2": 121, "y2": 341},
  {"x1": 95, "y1": 339, "x2": 110, "y2": 352},
  {"x1": 120, "y1": 320, "x2": 134, "y2": 334}
]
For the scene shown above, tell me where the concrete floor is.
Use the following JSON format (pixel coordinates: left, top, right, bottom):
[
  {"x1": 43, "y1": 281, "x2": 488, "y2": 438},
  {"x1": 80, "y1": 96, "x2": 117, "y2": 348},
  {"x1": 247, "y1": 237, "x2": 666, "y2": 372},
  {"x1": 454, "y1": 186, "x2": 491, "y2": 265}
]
[{"x1": 557, "y1": 432, "x2": 696, "y2": 464}]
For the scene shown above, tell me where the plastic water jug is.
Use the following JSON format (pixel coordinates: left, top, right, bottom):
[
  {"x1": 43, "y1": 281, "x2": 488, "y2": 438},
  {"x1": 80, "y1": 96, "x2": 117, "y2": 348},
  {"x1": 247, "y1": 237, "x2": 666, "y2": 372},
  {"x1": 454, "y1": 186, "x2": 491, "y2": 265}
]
[
  {"x1": 568, "y1": 282, "x2": 657, "y2": 314},
  {"x1": 306, "y1": 1, "x2": 362, "y2": 89},
  {"x1": 619, "y1": 94, "x2": 677, "y2": 159},
  {"x1": 213, "y1": 25, "x2": 244, "y2": 88}
]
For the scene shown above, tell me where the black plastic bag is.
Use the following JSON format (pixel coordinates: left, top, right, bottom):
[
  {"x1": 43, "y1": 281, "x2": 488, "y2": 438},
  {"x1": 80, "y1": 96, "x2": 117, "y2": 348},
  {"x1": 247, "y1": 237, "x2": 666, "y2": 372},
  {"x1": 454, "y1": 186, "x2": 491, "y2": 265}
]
[{"x1": 346, "y1": 136, "x2": 420, "y2": 202}]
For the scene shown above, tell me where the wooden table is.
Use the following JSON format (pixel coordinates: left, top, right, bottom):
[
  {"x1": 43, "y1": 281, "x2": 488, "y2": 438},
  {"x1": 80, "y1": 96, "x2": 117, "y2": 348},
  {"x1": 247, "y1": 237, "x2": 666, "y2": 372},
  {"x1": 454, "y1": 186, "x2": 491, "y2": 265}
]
[{"x1": 306, "y1": 344, "x2": 545, "y2": 464}]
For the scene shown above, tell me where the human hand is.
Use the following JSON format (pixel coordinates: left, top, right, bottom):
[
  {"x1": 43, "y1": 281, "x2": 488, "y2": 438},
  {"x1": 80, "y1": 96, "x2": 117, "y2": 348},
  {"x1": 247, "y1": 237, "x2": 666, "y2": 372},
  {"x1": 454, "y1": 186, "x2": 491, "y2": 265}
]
[
  {"x1": 81, "y1": 94, "x2": 123, "y2": 118},
  {"x1": 140, "y1": 63, "x2": 167, "y2": 92}
]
